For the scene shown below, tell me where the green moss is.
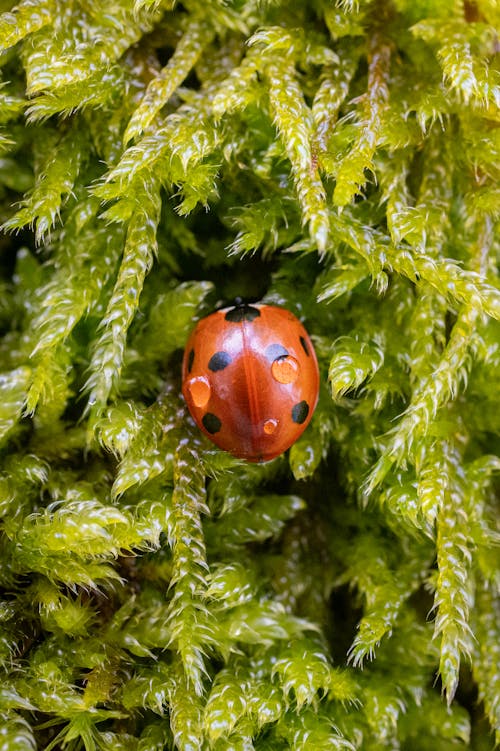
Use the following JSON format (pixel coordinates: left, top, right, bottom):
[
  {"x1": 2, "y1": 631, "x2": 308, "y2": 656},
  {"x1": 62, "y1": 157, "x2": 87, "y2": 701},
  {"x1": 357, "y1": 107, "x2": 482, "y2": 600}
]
[{"x1": 0, "y1": 0, "x2": 498, "y2": 748}]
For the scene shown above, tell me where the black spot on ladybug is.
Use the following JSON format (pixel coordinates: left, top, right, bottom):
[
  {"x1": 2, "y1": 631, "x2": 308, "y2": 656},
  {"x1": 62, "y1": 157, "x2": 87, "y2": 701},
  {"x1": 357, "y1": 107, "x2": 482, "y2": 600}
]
[
  {"x1": 187, "y1": 348, "x2": 195, "y2": 373},
  {"x1": 225, "y1": 305, "x2": 261, "y2": 323},
  {"x1": 208, "y1": 351, "x2": 232, "y2": 372},
  {"x1": 202, "y1": 413, "x2": 222, "y2": 434},
  {"x1": 265, "y1": 343, "x2": 288, "y2": 362},
  {"x1": 300, "y1": 336, "x2": 310, "y2": 356},
  {"x1": 291, "y1": 400, "x2": 309, "y2": 425}
]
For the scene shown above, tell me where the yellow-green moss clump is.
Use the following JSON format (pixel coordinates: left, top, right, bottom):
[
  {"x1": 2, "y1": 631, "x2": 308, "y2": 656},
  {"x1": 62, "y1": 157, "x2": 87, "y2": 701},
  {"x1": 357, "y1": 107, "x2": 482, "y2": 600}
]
[{"x1": 0, "y1": 0, "x2": 498, "y2": 748}]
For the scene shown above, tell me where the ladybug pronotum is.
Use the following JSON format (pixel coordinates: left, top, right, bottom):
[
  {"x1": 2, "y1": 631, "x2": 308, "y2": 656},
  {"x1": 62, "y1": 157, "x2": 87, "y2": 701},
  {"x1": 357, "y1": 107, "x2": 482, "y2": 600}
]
[{"x1": 182, "y1": 303, "x2": 319, "y2": 462}]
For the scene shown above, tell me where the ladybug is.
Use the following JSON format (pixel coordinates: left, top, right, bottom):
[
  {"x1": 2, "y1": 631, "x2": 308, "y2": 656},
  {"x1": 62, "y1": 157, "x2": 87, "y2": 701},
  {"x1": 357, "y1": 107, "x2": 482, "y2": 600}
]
[{"x1": 182, "y1": 303, "x2": 319, "y2": 462}]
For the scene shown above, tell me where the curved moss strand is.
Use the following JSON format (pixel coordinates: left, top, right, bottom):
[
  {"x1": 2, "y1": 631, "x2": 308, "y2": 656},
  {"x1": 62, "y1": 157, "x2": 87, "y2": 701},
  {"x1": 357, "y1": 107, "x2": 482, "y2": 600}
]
[
  {"x1": 348, "y1": 556, "x2": 433, "y2": 667},
  {"x1": 438, "y1": 38, "x2": 480, "y2": 105},
  {"x1": 203, "y1": 665, "x2": 249, "y2": 743},
  {"x1": 312, "y1": 42, "x2": 361, "y2": 158},
  {"x1": 433, "y1": 441, "x2": 475, "y2": 704},
  {"x1": 400, "y1": 220, "x2": 493, "y2": 468},
  {"x1": 134, "y1": 0, "x2": 176, "y2": 11},
  {"x1": 273, "y1": 637, "x2": 357, "y2": 709},
  {"x1": 405, "y1": 132, "x2": 452, "y2": 385},
  {"x1": 407, "y1": 290, "x2": 447, "y2": 387},
  {"x1": 110, "y1": 397, "x2": 179, "y2": 498},
  {"x1": 29, "y1": 210, "x2": 123, "y2": 357},
  {"x1": 124, "y1": 18, "x2": 214, "y2": 144},
  {"x1": 399, "y1": 253, "x2": 500, "y2": 320},
  {"x1": 0, "y1": 713, "x2": 37, "y2": 749},
  {"x1": 10, "y1": 505, "x2": 132, "y2": 588},
  {"x1": 22, "y1": 1, "x2": 161, "y2": 96},
  {"x1": 412, "y1": 18, "x2": 500, "y2": 108},
  {"x1": 415, "y1": 439, "x2": 450, "y2": 531},
  {"x1": 411, "y1": 214, "x2": 492, "y2": 529},
  {"x1": 328, "y1": 211, "x2": 500, "y2": 320},
  {"x1": 336, "y1": 523, "x2": 434, "y2": 666},
  {"x1": 181, "y1": 0, "x2": 250, "y2": 36},
  {"x1": 25, "y1": 345, "x2": 72, "y2": 425},
  {"x1": 25, "y1": 207, "x2": 124, "y2": 416},
  {"x1": 14, "y1": 500, "x2": 133, "y2": 561},
  {"x1": 462, "y1": 454, "x2": 500, "y2": 586},
  {"x1": 2, "y1": 120, "x2": 89, "y2": 244},
  {"x1": 227, "y1": 196, "x2": 303, "y2": 257},
  {"x1": 25, "y1": 66, "x2": 126, "y2": 122},
  {"x1": 167, "y1": 438, "x2": 213, "y2": 697},
  {"x1": 364, "y1": 301, "x2": 482, "y2": 495},
  {"x1": 86, "y1": 182, "x2": 161, "y2": 412},
  {"x1": 266, "y1": 59, "x2": 330, "y2": 253},
  {"x1": 0, "y1": 0, "x2": 53, "y2": 54},
  {"x1": 417, "y1": 130, "x2": 454, "y2": 240},
  {"x1": 316, "y1": 262, "x2": 371, "y2": 303},
  {"x1": 275, "y1": 707, "x2": 355, "y2": 751},
  {"x1": 211, "y1": 53, "x2": 260, "y2": 118},
  {"x1": 333, "y1": 32, "x2": 391, "y2": 207},
  {"x1": 0, "y1": 367, "x2": 31, "y2": 447},
  {"x1": 375, "y1": 151, "x2": 411, "y2": 245},
  {"x1": 330, "y1": 210, "x2": 500, "y2": 320},
  {"x1": 168, "y1": 658, "x2": 204, "y2": 751},
  {"x1": 96, "y1": 106, "x2": 220, "y2": 204},
  {"x1": 0, "y1": 88, "x2": 25, "y2": 125},
  {"x1": 364, "y1": 219, "x2": 494, "y2": 495},
  {"x1": 328, "y1": 337, "x2": 384, "y2": 401},
  {"x1": 471, "y1": 583, "x2": 500, "y2": 744},
  {"x1": 386, "y1": 129, "x2": 453, "y2": 252},
  {"x1": 247, "y1": 678, "x2": 284, "y2": 733}
]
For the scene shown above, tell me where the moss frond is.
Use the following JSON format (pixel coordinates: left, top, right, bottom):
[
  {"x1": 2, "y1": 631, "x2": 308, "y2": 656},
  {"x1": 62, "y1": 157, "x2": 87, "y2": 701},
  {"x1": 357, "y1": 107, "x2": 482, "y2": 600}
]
[
  {"x1": 2, "y1": 122, "x2": 88, "y2": 243},
  {"x1": 168, "y1": 437, "x2": 212, "y2": 696},
  {"x1": 0, "y1": 0, "x2": 52, "y2": 53},
  {"x1": 472, "y1": 583, "x2": 500, "y2": 745},
  {"x1": 258, "y1": 32, "x2": 331, "y2": 252},
  {"x1": 109, "y1": 397, "x2": 178, "y2": 497},
  {"x1": 23, "y1": 2, "x2": 160, "y2": 96},
  {"x1": 124, "y1": 18, "x2": 214, "y2": 144},
  {"x1": 0, "y1": 712, "x2": 37, "y2": 749},
  {"x1": 432, "y1": 442, "x2": 475, "y2": 703},
  {"x1": 86, "y1": 181, "x2": 161, "y2": 412},
  {"x1": 169, "y1": 659, "x2": 204, "y2": 751},
  {"x1": 0, "y1": 366, "x2": 31, "y2": 445},
  {"x1": 328, "y1": 336, "x2": 384, "y2": 400},
  {"x1": 413, "y1": 18, "x2": 500, "y2": 107},
  {"x1": 332, "y1": 33, "x2": 391, "y2": 207}
]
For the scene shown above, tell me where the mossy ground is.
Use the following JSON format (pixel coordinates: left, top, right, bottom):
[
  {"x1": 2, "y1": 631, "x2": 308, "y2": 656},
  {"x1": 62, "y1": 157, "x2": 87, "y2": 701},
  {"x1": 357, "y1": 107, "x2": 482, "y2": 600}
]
[{"x1": 0, "y1": 0, "x2": 498, "y2": 749}]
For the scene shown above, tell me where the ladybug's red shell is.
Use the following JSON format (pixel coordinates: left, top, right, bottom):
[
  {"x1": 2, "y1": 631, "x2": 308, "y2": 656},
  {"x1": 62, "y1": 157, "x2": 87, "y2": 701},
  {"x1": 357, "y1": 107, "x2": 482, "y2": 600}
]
[{"x1": 181, "y1": 303, "x2": 319, "y2": 462}]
